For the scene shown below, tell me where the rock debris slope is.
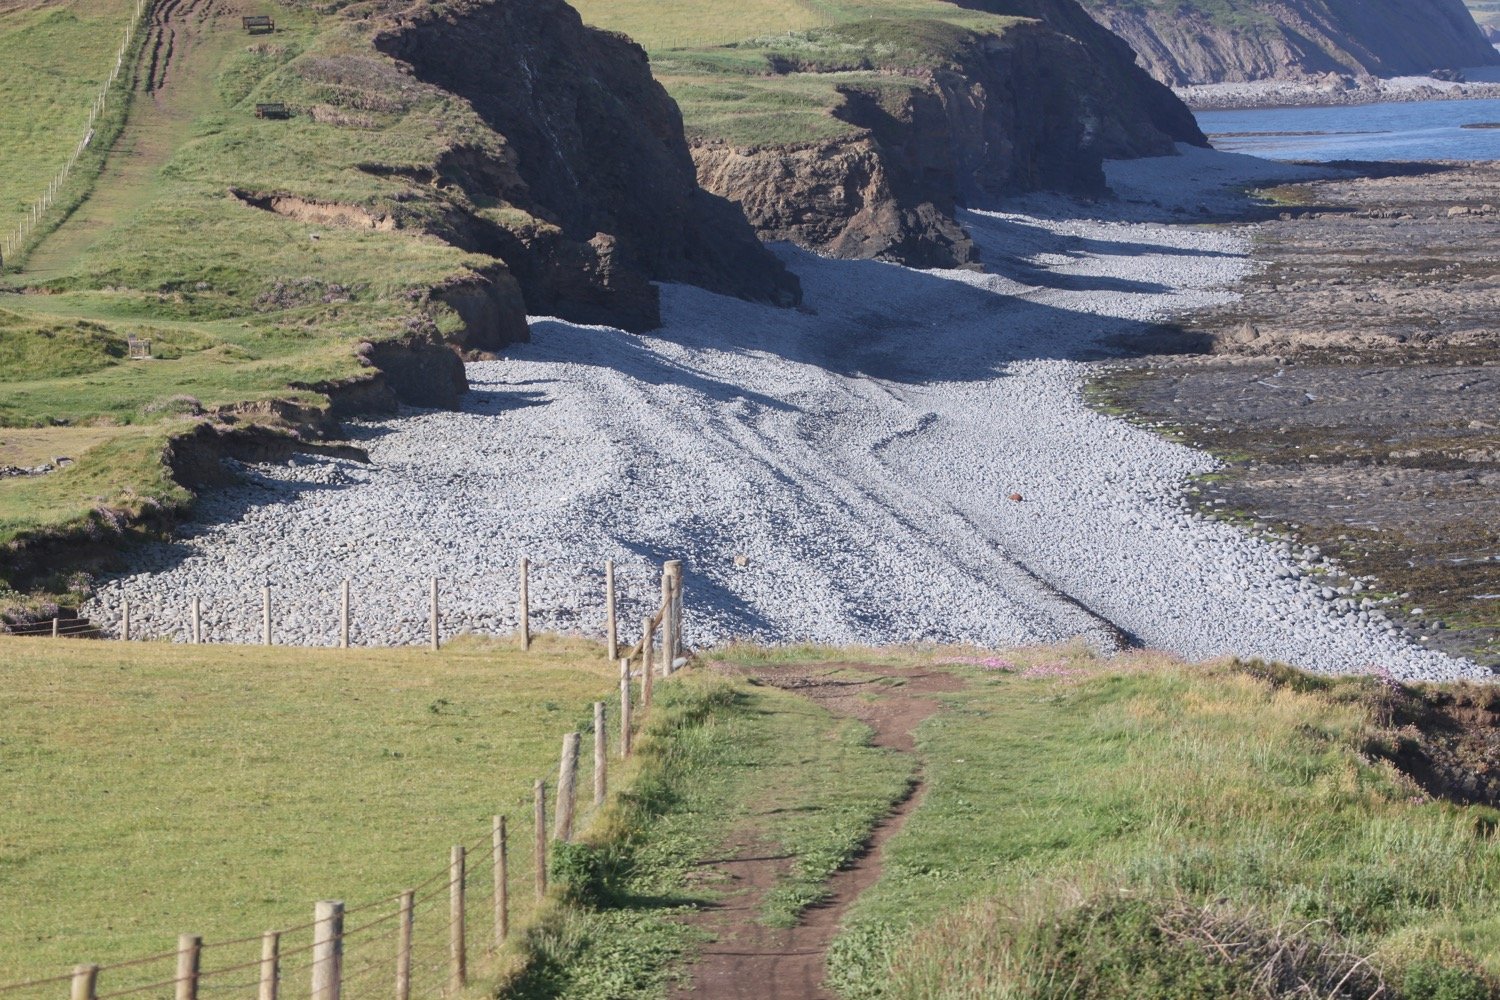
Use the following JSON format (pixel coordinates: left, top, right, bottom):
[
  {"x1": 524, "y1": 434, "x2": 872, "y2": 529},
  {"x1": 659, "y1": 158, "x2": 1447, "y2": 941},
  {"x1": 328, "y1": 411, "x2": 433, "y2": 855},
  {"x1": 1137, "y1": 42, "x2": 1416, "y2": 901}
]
[
  {"x1": 84, "y1": 150, "x2": 1482, "y2": 681},
  {"x1": 1080, "y1": 0, "x2": 1500, "y2": 86}
]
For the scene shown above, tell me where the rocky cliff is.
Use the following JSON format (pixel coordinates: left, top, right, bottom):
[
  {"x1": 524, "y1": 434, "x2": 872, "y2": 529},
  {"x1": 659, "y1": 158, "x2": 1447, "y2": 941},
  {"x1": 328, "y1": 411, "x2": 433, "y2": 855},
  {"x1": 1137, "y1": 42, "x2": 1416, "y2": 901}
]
[
  {"x1": 359, "y1": 0, "x2": 799, "y2": 330},
  {"x1": 684, "y1": 6, "x2": 1205, "y2": 268},
  {"x1": 1080, "y1": 0, "x2": 1499, "y2": 86}
]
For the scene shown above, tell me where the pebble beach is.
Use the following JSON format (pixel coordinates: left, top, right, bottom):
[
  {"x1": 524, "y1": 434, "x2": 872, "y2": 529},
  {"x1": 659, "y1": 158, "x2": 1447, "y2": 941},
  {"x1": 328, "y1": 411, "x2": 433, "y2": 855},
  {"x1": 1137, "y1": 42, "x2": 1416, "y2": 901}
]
[{"x1": 82, "y1": 148, "x2": 1486, "y2": 680}]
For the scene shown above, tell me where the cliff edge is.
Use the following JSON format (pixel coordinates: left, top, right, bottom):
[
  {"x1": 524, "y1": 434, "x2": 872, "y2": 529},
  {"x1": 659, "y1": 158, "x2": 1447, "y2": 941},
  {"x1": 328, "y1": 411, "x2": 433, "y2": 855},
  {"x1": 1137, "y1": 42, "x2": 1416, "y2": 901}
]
[
  {"x1": 580, "y1": 0, "x2": 1207, "y2": 270},
  {"x1": 368, "y1": 0, "x2": 800, "y2": 329}
]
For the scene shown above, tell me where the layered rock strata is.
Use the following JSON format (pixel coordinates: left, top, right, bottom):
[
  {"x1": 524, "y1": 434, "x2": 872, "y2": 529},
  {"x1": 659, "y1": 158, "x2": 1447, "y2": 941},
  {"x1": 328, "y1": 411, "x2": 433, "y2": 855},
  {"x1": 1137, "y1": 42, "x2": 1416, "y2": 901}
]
[{"x1": 1082, "y1": 0, "x2": 1499, "y2": 86}]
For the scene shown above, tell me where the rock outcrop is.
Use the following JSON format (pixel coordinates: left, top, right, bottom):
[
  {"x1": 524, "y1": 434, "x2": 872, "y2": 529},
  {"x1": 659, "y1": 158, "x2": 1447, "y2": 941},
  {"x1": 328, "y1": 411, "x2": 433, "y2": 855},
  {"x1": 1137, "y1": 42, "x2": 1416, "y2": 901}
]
[
  {"x1": 1080, "y1": 0, "x2": 1499, "y2": 86},
  {"x1": 371, "y1": 0, "x2": 800, "y2": 330},
  {"x1": 691, "y1": 8, "x2": 1206, "y2": 268}
]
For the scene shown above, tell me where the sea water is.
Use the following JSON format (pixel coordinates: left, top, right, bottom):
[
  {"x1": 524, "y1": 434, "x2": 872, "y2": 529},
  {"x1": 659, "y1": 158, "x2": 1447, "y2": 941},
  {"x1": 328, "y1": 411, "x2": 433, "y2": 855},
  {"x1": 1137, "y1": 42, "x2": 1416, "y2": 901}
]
[{"x1": 1196, "y1": 98, "x2": 1500, "y2": 161}]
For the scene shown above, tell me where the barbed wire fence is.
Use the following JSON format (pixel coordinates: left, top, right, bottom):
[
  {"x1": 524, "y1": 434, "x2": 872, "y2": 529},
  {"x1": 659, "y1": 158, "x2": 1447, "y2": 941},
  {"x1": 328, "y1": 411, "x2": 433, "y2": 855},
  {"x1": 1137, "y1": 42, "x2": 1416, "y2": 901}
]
[
  {"x1": 0, "y1": 562, "x2": 688, "y2": 1000},
  {"x1": 0, "y1": 0, "x2": 151, "y2": 267}
]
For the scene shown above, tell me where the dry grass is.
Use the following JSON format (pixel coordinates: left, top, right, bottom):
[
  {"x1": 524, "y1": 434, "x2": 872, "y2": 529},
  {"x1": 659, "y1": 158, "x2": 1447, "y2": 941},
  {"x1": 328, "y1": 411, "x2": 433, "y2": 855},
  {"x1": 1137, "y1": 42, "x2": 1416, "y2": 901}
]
[{"x1": 0, "y1": 426, "x2": 131, "y2": 467}]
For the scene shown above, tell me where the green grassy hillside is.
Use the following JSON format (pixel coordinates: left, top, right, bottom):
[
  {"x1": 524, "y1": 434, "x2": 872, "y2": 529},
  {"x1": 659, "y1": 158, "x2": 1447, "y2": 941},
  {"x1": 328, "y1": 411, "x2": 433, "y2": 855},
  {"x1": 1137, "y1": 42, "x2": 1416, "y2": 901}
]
[
  {"x1": 0, "y1": 0, "x2": 140, "y2": 229},
  {"x1": 0, "y1": 1, "x2": 519, "y2": 610},
  {"x1": 568, "y1": 0, "x2": 1029, "y2": 146}
]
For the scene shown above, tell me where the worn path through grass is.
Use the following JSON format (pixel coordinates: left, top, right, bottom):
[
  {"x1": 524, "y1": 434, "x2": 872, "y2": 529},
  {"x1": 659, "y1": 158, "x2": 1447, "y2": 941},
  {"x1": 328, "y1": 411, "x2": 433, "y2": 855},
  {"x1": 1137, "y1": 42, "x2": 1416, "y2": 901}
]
[
  {"x1": 502, "y1": 647, "x2": 1500, "y2": 999},
  {"x1": 666, "y1": 663, "x2": 962, "y2": 1000},
  {"x1": 22, "y1": 0, "x2": 256, "y2": 279}
]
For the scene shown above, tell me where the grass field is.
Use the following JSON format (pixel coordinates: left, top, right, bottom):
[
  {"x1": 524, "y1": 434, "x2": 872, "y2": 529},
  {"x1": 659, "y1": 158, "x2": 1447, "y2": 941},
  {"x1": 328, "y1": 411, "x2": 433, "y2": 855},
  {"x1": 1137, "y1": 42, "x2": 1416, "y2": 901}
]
[
  {"x1": 0, "y1": 0, "x2": 138, "y2": 230},
  {"x1": 9, "y1": 639, "x2": 1500, "y2": 999},
  {"x1": 566, "y1": 0, "x2": 1029, "y2": 145},
  {"x1": 0, "y1": 635, "x2": 619, "y2": 995}
]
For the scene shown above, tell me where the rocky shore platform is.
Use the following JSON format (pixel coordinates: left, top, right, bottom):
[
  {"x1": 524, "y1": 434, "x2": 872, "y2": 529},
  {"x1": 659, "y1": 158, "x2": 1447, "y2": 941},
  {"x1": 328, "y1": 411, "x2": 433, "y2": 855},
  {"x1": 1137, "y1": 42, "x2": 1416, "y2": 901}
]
[
  {"x1": 1094, "y1": 161, "x2": 1500, "y2": 668},
  {"x1": 1179, "y1": 71, "x2": 1500, "y2": 110}
]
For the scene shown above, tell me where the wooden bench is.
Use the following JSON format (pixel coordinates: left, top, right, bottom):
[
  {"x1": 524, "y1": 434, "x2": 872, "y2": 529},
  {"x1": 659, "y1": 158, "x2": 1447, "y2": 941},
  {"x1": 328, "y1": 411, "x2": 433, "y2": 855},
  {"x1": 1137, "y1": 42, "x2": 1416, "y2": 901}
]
[
  {"x1": 242, "y1": 14, "x2": 274, "y2": 33},
  {"x1": 254, "y1": 102, "x2": 290, "y2": 120},
  {"x1": 126, "y1": 335, "x2": 151, "y2": 360}
]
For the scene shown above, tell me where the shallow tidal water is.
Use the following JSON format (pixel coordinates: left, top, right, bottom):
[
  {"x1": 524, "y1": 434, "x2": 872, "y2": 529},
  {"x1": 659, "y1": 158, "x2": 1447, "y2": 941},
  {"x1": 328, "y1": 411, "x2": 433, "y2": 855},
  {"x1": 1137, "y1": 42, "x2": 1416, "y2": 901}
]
[{"x1": 1197, "y1": 98, "x2": 1500, "y2": 161}]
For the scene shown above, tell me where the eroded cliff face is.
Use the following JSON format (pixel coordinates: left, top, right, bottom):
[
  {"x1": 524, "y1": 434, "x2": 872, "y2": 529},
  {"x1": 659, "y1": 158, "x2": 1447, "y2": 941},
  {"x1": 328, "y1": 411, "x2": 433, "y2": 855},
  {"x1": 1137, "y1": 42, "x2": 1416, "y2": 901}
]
[
  {"x1": 1082, "y1": 0, "x2": 1499, "y2": 86},
  {"x1": 951, "y1": 0, "x2": 1205, "y2": 153},
  {"x1": 693, "y1": 14, "x2": 1204, "y2": 268},
  {"x1": 372, "y1": 0, "x2": 800, "y2": 330}
]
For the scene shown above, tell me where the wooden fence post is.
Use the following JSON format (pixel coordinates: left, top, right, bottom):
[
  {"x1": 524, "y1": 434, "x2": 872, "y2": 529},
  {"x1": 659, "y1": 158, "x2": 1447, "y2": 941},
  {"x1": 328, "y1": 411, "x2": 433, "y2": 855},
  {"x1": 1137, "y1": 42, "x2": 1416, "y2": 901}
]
[
  {"x1": 555, "y1": 733, "x2": 580, "y2": 842},
  {"x1": 449, "y1": 846, "x2": 466, "y2": 993},
  {"x1": 311, "y1": 901, "x2": 343, "y2": 1000},
  {"x1": 593, "y1": 702, "x2": 606, "y2": 807},
  {"x1": 642, "y1": 644, "x2": 653, "y2": 710},
  {"x1": 642, "y1": 616, "x2": 654, "y2": 685},
  {"x1": 191, "y1": 596, "x2": 202, "y2": 645},
  {"x1": 492, "y1": 817, "x2": 508, "y2": 948},
  {"x1": 659, "y1": 571, "x2": 673, "y2": 675},
  {"x1": 258, "y1": 931, "x2": 279, "y2": 1000},
  {"x1": 619, "y1": 658, "x2": 632, "y2": 758},
  {"x1": 533, "y1": 781, "x2": 547, "y2": 901},
  {"x1": 122, "y1": 600, "x2": 130, "y2": 641},
  {"x1": 52, "y1": 617, "x2": 59, "y2": 639},
  {"x1": 429, "y1": 578, "x2": 439, "y2": 652},
  {"x1": 669, "y1": 560, "x2": 684, "y2": 658},
  {"x1": 519, "y1": 557, "x2": 530, "y2": 651},
  {"x1": 666, "y1": 573, "x2": 678, "y2": 674},
  {"x1": 262, "y1": 586, "x2": 272, "y2": 646},
  {"x1": 339, "y1": 581, "x2": 349, "y2": 650},
  {"x1": 395, "y1": 891, "x2": 413, "y2": 1000},
  {"x1": 604, "y1": 560, "x2": 617, "y2": 661},
  {"x1": 175, "y1": 935, "x2": 200, "y2": 1000},
  {"x1": 70, "y1": 965, "x2": 98, "y2": 1000}
]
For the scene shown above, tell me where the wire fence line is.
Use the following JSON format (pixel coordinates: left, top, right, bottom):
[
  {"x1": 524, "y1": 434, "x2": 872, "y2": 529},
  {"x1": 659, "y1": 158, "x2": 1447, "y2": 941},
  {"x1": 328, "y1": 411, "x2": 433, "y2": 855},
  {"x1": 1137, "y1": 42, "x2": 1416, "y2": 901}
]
[
  {"x1": 0, "y1": 564, "x2": 688, "y2": 1000},
  {"x1": 0, "y1": 0, "x2": 150, "y2": 266},
  {"x1": 12, "y1": 558, "x2": 689, "y2": 665}
]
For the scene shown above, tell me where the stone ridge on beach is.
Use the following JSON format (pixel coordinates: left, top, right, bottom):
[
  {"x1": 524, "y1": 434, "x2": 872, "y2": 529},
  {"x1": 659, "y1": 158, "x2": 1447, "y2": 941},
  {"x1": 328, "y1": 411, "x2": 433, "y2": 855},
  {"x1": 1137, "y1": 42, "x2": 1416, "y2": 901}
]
[
  {"x1": 1180, "y1": 74, "x2": 1500, "y2": 110},
  {"x1": 84, "y1": 150, "x2": 1482, "y2": 682}
]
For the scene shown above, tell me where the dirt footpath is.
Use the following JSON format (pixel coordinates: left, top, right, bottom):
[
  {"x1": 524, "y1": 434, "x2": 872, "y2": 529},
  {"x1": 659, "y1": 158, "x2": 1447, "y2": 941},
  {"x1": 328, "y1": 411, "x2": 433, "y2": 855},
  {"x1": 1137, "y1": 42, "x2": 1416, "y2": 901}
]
[{"x1": 671, "y1": 664, "x2": 962, "y2": 1000}]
